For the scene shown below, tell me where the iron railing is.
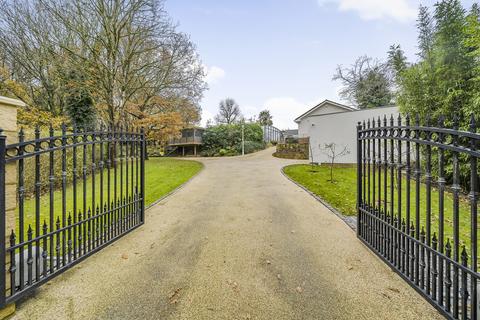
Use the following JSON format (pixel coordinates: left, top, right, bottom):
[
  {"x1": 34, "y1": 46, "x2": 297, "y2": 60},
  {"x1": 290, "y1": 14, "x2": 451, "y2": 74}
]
[
  {"x1": 0, "y1": 125, "x2": 145, "y2": 306},
  {"x1": 357, "y1": 114, "x2": 479, "y2": 320}
]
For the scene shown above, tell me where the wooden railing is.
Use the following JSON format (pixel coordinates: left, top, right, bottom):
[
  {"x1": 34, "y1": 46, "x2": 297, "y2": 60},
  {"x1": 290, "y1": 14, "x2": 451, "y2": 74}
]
[{"x1": 168, "y1": 136, "x2": 203, "y2": 145}]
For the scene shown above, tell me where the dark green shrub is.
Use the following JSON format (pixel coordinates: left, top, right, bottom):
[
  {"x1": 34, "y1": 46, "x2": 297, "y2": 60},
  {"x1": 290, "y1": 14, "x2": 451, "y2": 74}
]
[
  {"x1": 202, "y1": 123, "x2": 264, "y2": 156},
  {"x1": 236, "y1": 140, "x2": 266, "y2": 154}
]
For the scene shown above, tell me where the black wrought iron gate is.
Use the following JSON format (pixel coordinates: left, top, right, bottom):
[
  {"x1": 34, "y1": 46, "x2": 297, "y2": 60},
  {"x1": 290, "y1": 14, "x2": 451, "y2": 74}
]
[
  {"x1": 357, "y1": 114, "x2": 480, "y2": 320},
  {"x1": 0, "y1": 125, "x2": 145, "y2": 306}
]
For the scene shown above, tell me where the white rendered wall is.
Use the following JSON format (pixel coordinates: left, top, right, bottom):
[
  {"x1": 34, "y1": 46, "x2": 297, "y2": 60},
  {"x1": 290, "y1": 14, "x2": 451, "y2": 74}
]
[{"x1": 297, "y1": 106, "x2": 399, "y2": 163}]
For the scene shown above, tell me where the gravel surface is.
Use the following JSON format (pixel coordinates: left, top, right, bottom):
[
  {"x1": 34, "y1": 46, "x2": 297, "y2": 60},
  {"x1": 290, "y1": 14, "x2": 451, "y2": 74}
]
[{"x1": 13, "y1": 148, "x2": 443, "y2": 320}]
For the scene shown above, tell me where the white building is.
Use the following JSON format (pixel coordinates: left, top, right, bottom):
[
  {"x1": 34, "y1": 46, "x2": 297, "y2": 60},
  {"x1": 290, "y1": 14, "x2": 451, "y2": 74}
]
[{"x1": 295, "y1": 100, "x2": 399, "y2": 163}]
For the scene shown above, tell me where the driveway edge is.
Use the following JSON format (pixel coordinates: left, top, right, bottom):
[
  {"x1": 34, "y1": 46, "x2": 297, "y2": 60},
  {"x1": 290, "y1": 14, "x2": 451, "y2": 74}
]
[{"x1": 280, "y1": 166, "x2": 357, "y2": 231}]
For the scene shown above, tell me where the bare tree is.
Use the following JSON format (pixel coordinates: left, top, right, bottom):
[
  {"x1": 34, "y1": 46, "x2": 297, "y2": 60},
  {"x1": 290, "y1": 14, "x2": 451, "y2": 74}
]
[
  {"x1": 0, "y1": 0, "x2": 69, "y2": 114},
  {"x1": 333, "y1": 55, "x2": 394, "y2": 109},
  {"x1": 0, "y1": 0, "x2": 207, "y2": 127},
  {"x1": 321, "y1": 143, "x2": 350, "y2": 183},
  {"x1": 215, "y1": 98, "x2": 242, "y2": 124}
]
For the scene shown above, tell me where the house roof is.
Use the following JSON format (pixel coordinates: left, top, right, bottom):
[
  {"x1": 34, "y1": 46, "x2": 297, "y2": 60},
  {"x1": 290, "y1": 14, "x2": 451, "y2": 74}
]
[{"x1": 294, "y1": 99, "x2": 356, "y2": 123}]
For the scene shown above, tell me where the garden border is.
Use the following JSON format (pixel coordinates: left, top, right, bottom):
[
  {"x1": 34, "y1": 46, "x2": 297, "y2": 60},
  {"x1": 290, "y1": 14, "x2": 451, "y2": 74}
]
[{"x1": 280, "y1": 165, "x2": 357, "y2": 231}]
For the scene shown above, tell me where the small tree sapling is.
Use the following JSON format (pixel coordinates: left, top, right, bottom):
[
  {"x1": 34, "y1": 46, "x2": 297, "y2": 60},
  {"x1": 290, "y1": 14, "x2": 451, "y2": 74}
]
[{"x1": 321, "y1": 143, "x2": 350, "y2": 183}]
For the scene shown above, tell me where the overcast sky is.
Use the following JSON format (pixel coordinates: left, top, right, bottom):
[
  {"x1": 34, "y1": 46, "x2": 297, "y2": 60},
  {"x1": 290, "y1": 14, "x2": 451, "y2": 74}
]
[{"x1": 165, "y1": 0, "x2": 475, "y2": 130}]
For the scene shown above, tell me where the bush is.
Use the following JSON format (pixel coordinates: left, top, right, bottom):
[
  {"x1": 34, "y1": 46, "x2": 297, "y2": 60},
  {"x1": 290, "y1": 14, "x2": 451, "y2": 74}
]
[
  {"x1": 237, "y1": 140, "x2": 266, "y2": 154},
  {"x1": 202, "y1": 123, "x2": 265, "y2": 156}
]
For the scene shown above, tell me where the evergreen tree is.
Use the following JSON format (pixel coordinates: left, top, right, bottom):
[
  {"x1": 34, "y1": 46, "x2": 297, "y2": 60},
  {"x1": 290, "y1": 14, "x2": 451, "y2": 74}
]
[
  {"x1": 64, "y1": 70, "x2": 96, "y2": 130},
  {"x1": 417, "y1": 5, "x2": 435, "y2": 61},
  {"x1": 258, "y1": 110, "x2": 273, "y2": 126},
  {"x1": 397, "y1": 0, "x2": 476, "y2": 121},
  {"x1": 387, "y1": 44, "x2": 408, "y2": 81}
]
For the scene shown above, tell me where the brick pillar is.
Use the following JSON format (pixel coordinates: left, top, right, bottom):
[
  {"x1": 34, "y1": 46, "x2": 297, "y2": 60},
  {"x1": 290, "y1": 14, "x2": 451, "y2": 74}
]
[{"x1": 0, "y1": 96, "x2": 25, "y2": 319}]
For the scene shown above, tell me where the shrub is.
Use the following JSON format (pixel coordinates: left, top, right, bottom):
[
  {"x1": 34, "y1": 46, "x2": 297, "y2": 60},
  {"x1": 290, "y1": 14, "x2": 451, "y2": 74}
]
[
  {"x1": 202, "y1": 123, "x2": 264, "y2": 156},
  {"x1": 237, "y1": 140, "x2": 266, "y2": 154}
]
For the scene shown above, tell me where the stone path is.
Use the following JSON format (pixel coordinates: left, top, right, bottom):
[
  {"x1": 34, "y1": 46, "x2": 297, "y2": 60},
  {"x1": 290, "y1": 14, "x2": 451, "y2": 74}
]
[{"x1": 13, "y1": 148, "x2": 443, "y2": 320}]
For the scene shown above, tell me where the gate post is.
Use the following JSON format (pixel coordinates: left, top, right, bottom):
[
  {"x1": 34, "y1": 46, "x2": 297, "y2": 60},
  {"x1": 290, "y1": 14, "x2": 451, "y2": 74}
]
[
  {"x1": 0, "y1": 96, "x2": 24, "y2": 318},
  {"x1": 356, "y1": 122, "x2": 362, "y2": 238}
]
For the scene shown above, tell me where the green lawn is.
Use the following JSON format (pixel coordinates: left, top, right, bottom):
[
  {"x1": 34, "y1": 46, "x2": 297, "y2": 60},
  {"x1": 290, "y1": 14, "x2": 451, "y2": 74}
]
[
  {"x1": 283, "y1": 164, "x2": 476, "y2": 248},
  {"x1": 19, "y1": 158, "x2": 203, "y2": 233}
]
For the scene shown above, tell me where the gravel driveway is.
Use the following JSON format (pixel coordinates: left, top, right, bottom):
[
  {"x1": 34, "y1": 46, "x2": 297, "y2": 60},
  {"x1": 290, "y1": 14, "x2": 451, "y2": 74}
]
[{"x1": 13, "y1": 148, "x2": 443, "y2": 320}]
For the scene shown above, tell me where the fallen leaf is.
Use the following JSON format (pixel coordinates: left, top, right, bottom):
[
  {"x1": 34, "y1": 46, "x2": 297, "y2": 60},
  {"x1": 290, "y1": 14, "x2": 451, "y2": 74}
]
[
  {"x1": 121, "y1": 253, "x2": 128, "y2": 260},
  {"x1": 388, "y1": 287, "x2": 400, "y2": 294},
  {"x1": 168, "y1": 287, "x2": 182, "y2": 304},
  {"x1": 296, "y1": 286, "x2": 303, "y2": 293}
]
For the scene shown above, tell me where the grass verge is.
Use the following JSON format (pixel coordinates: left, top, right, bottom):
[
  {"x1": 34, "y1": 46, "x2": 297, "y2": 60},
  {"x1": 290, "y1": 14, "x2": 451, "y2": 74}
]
[
  {"x1": 19, "y1": 158, "x2": 203, "y2": 231},
  {"x1": 283, "y1": 164, "x2": 476, "y2": 248}
]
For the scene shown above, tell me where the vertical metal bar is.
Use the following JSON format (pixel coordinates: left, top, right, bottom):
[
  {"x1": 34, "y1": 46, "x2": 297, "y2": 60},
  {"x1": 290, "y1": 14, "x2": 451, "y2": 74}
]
[
  {"x1": 67, "y1": 214, "x2": 72, "y2": 264},
  {"x1": 0, "y1": 130, "x2": 6, "y2": 305},
  {"x1": 420, "y1": 227, "x2": 426, "y2": 289},
  {"x1": 389, "y1": 115, "x2": 395, "y2": 265},
  {"x1": 383, "y1": 116, "x2": 388, "y2": 208},
  {"x1": 26, "y1": 226, "x2": 32, "y2": 285},
  {"x1": 120, "y1": 125, "x2": 123, "y2": 226},
  {"x1": 95, "y1": 206, "x2": 99, "y2": 248},
  {"x1": 469, "y1": 114, "x2": 478, "y2": 320},
  {"x1": 432, "y1": 233, "x2": 438, "y2": 301},
  {"x1": 397, "y1": 114, "x2": 403, "y2": 271},
  {"x1": 72, "y1": 126, "x2": 78, "y2": 260},
  {"x1": 425, "y1": 117, "x2": 432, "y2": 295},
  {"x1": 363, "y1": 121, "x2": 366, "y2": 217},
  {"x1": 140, "y1": 128, "x2": 146, "y2": 223},
  {"x1": 55, "y1": 218, "x2": 60, "y2": 269},
  {"x1": 367, "y1": 119, "x2": 372, "y2": 210},
  {"x1": 106, "y1": 126, "x2": 111, "y2": 240},
  {"x1": 383, "y1": 116, "x2": 388, "y2": 260},
  {"x1": 377, "y1": 117, "x2": 383, "y2": 255},
  {"x1": 61, "y1": 124, "x2": 67, "y2": 267},
  {"x1": 91, "y1": 129, "x2": 96, "y2": 246},
  {"x1": 87, "y1": 208, "x2": 91, "y2": 252},
  {"x1": 372, "y1": 119, "x2": 378, "y2": 251},
  {"x1": 357, "y1": 122, "x2": 362, "y2": 238},
  {"x1": 113, "y1": 126, "x2": 118, "y2": 232},
  {"x1": 130, "y1": 131, "x2": 134, "y2": 224},
  {"x1": 405, "y1": 114, "x2": 411, "y2": 279},
  {"x1": 99, "y1": 127, "x2": 105, "y2": 244},
  {"x1": 18, "y1": 128, "x2": 25, "y2": 291},
  {"x1": 452, "y1": 115, "x2": 460, "y2": 318},
  {"x1": 42, "y1": 222, "x2": 47, "y2": 277},
  {"x1": 48, "y1": 126, "x2": 54, "y2": 274},
  {"x1": 461, "y1": 247, "x2": 468, "y2": 320},
  {"x1": 34, "y1": 127, "x2": 40, "y2": 282},
  {"x1": 82, "y1": 129, "x2": 88, "y2": 256},
  {"x1": 438, "y1": 116, "x2": 446, "y2": 306},
  {"x1": 8, "y1": 232, "x2": 15, "y2": 298},
  {"x1": 372, "y1": 119, "x2": 376, "y2": 211},
  {"x1": 446, "y1": 239, "x2": 452, "y2": 313},
  {"x1": 377, "y1": 117, "x2": 382, "y2": 213},
  {"x1": 414, "y1": 115, "x2": 421, "y2": 286},
  {"x1": 125, "y1": 127, "x2": 129, "y2": 222}
]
